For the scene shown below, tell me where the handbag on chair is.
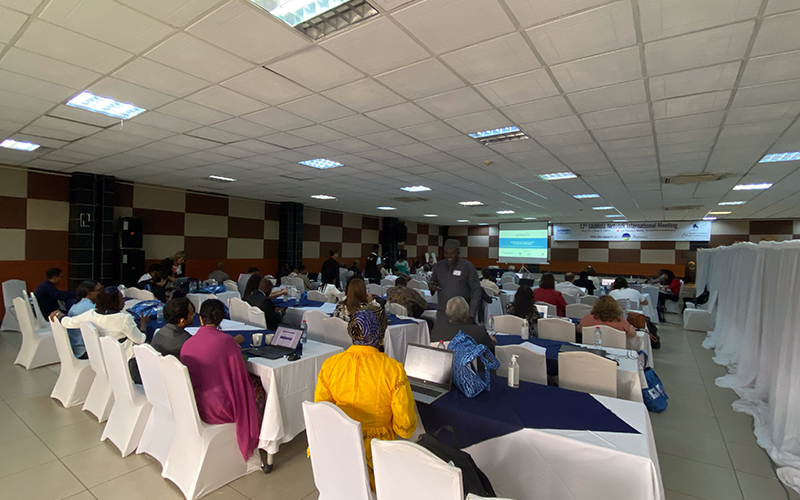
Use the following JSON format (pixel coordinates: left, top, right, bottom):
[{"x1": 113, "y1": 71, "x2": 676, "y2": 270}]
[{"x1": 448, "y1": 332, "x2": 500, "y2": 398}]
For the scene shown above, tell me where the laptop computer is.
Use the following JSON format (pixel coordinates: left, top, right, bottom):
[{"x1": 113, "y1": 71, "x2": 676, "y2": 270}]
[
  {"x1": 519, "y1": 278, "x2": 535, "y2": 288},
  {"x1": 535, "y1": 304, "x2": 549, "y2": 318},
  {"x1": 601, "y1": 278, "x2": 615, "y2": 287},
  {"x1": 243, "y1": 326, "x2": 302, "y2": 360},
  {"x1": 403, "y1": 343, "x2": 454, "y2": 404}
]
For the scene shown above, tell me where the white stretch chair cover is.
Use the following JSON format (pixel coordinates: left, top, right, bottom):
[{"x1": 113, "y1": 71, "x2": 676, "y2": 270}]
[
  {"x1": 495, "y1": 345, "x2": 547, "y2": 385},
  {"x1": 228, "y1": 298, "x2": 250, "y2": 324},
  {"x1": 223, "y1": 280, "x2": 238, "y2": 292},
  {"x1": 538, "y1": 317, "x2": 576, "y2": 343},
  {"x1": 237, "y1": 274, "x2": 251, "y2": 297},
  {"x1": 303, "y1": 401, "x2": 375, "y2": 500},
  {"x1": 683, "y1": 290, "x2": 718, "y2": 332},
  {"x1": 372, "y1": 440, "x2": 463, "y2": 500},
  {"x1": 80, "y1": 323, "x2": 114, "y2": 422},
  {"x1": 408, "y1": 280, "x2": 426, "y2": 290},
  {"x1": 12, "y1": 296, "x2": 58, "y2": 369},
  {"x1": 128, "y1": 288, "x2": 156, "y2": 301},
  {"x1": 501, "y1": 275, "x2": 516, "y2": 283},
  {"x1": 29, "y1": 292, "x2": 49, "y2": 330},
  {"x1": 665, "y1": 280, "x2": 684, "y2": 315},
  {"x1": 581, "y1": 325, "x2": 627, "y2": 349},
  {"x1": 558, "y1": 351, "x2": 618, "y2": 398},
  {"x1": 307, "y1": 290, "x2": 326, "y2": 302},
  {"x1": 536, "y1": 302, "x2": 557, "y2": 318},
  {"x1": 503, "y1": 283, "x2": 520, "y2": 292},
  {"x1": 565, "y1": 303, "x2": 592, "y2": 318},
  {"x1": 134, "y1": 344, "x2": 175, "y2": 468},
  {"x1": 1, "y1": 279, "x2": 26, "y2": 331},
  {"x1": 304, "y1": 310, "x2": 351, "y2": 349},
  {"x1": 287, "y1": 277, "x2": 305, "y2": 292},
  {"x1": 563, "y1": 293, "x2": 578, "y2": 305},
  {"x1": 466, "y1": 495, "x2": 518, "y2": 500},
  {"x1": 246, "y1": 305, "x2": 267, "y2": 329},
  {"x1": 280, "y1": 276, "x2": 290, "y2": 285},
  {"x1": 160, "y1": 355, "x2": 254, "y2": 500},
  {"x1": 366, "y1": 283, "x2": 384, "y2": 296},
  {"x1": 614, "y1": 297, "x2": 639, "y2": 310},
  {"x1": 579, "y1": 295, "x2": 598, "y2": 306},
  {"x1": 386, "y1": 302, "x2": 408, "y2": 317},
  {"x1": 380, "y1": 279, "x2": 395, "y2": 287},
  {"x1": 49, "y1": 318, "x2": 94, "y2": 408},
  {"x1": 100, "y1": 336, "x2": 152, "y2": 457},
  {"x1": 214, "y1": 291, "x2": 240, "y2": 305},
  {"x1": 492, "y1": 315, "x2": 525, "y2": 335}
]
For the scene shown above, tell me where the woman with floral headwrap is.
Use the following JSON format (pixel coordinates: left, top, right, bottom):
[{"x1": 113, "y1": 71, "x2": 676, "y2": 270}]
[{"x1": 314, "y1": 310, "x2": 417, "y2": 489}]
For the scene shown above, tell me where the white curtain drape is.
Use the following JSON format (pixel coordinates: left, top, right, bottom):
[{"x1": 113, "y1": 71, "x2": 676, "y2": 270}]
[{"x1": 697, "y1": 241, "x2": 800, "y2": 493}]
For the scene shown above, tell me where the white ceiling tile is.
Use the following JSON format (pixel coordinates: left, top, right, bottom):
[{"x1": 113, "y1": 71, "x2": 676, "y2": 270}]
[
  {"x1": 649, "y1": 62, "x2": 741, "y2": 101},
  {"x1": 393, "y1": 0, "x2": 515, "y2": 54},
  {"x1": 765, "y1": 0, "x2": 800, "y2": 15},
  {"x1": 0, "y1": 0, "x2": 43, "y2": 14},
  {"x1": 657, "y1": 127, "x2": 718, "y2": 145},
  {"x1": 88, "y1": 77, "x2": 174, "y2": 110},
  {"x1": 222, "y1": 67, "x2": 311, "y2": 105},
  {"x1": 568, "y1": 80, "x2": 646, "y2": 114},
  {"x1": 365, "y1": 103, "x2": 436, "y2": 129},
  {"x1": 645, "y1": 21, "x2": 754, "y2": 76},
  {"x1": 536, "y1": 130, "x2": 594, "y2": 147},
  {"x1": 488, "y1": 139, "x2": 542, "y2": 154},
  {"x1": 388, "y1": 142, "x2": 439, "y2": 157},
  {"x1": 162, "y1": 134, "x2": 219, "y2": 149},
  {"x1": 186, "y1": 0, "x2": 309, "y2": 63},
  {"x1": 654, "y1": 111, "x2": 725, "y2": 134},
  {"x1": 639, "y1": 0, "x2": 760, "y2": 42},
  {"x1": 22, "y1": 115, "x2": 101, "y2": 141},
  {"x1": 375, "y1": 59, "x2": 465, "y2": 100},
  {"x1": 210, "y1": 118, "x2": 275, "y2": 138},
  {"x1": 500, "y1": 96, "x2": 574, "y2": 124},
  {"x1": 266, "y1": 47, "x2": 362, "y2": 92},
  {"x1": 751, "y1": 10, "x2": 800, "y2": 57},
  {"x1": 415, "y1": 87, "x2": 493, "y2": 119},
  {"x1": 475, "y1": 69, "x2": 559, "y2": 107},
  {"x1": 158, "y1": 99, "x2": 233, "y2": 125},
  {"x1": 731, "y1": 80, "x2": 800, "y2": 108},
  {"x1": 521, "y1": 115, "x2": 585, "y2": 137},
  {"x1": 186, "y1": 86, "x2": 265, "y2": 115},
  {"x1": 599, "y1": 135, "x2": 654, "y2": 151},
  {"x1": 740, "y1": 50, "x2": 800, "y2": 87},
  {"x1": 145, "y1": 33, "x2": 253, "y2": 83},
  {"x1": 322, "y1": 79, "x2": 404, "y2": 113},
  {"x1": 426, "y1": 135, "x2": 481, "y2": 151},
  {"x1": 582, "y1": 102, "x2": 650, "y2": 129},
  {"x1": 503, "y1": 0, "x2": 608, "y2": 28},
  {"x1": 527, "y1": 2, "x2": 636, "y2": 65},
  {"x1": 591, "y1": 122, "x2": 652, "y2": 142},
  {"x1": 0, "y1": 88, "x2": 55, "y2": 114},
  {"x1": 0, "y1": 47, "x2": 100, "y2": 89},
  {"x1": 289, "y1": 125, "x2": 349, "y2": 143},
  {"x1": 399, "y1": 121, "x2": 462, "y2": 141},
  {"x1": 652, "y1": 90, "x2": 732, "y2": 119},
  {"x1": 326, "y1": 139, "x2": 376, "y2": 154},
  {"x1": 444, "y1": 110, "x2": 511, "y2": 133},
  {"x1": 40, "y1": 0, "x2": 173, "y2": 52},
  {"x1": 243, "y1": 107, "x2": 313, "y2": 130},
  {"x1": 551, "y1": 46, "x2": 642, "y2": 93},
  {"x1": 117, "y1": 0, "x2": 221, "y2": 28},
  {"x1": 440, "y1": 33, "x2": 540, "y2": 86},
  {"x1": 231, "y1": 139, "x2": 284, "y2": 155},
  {"x1": 361, "y1": 130, "x2": 417, "y2": 148},
  {"x1": 370, "y1": 0, "x2": 414, "y2": 11},
  {"x1": 186, "y1": 126, "x2": 246, "y2": 144},
  {"x1": 726, "y1": 101, "x2": 800, "y2": 124},
  {"x1": 110, "y1": 122, "x2": 176, "y2": 141},
  {"x1": 323, "y1": 115, "x2": 389, "y2": 136},
  {"x1": 279, "y1": 94, "x2": 356, "y2": 122},
  {"x1": 47, "y1": 104, "x2": 118, "y2": 128},
  {"x1": 0, "y1": 7, "x2": 28, "y2": 44},
  {"x1": 719, "y1": 120, "x2": 793, "y2": 139},
  {"x1": 320, "y1": 17, "x2": 428, "y2": 75},
  {"x1": 133, "y1": 110, "x2": 202, "y2": 133},
  {"x1": 261, "y1": 132, "x2": 314, "y2": 149},
  {"x1": 113, "y1": 58, "x2": 209, "y2": 98},
  {"x1": 0, "y1": 69, "x2": 77, "y2": 103}
]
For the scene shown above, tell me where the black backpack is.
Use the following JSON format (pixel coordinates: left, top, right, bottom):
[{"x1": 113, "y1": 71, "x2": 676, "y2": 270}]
[{"x1": 416, "y1": 426, "x2": 496, "y2": 497}]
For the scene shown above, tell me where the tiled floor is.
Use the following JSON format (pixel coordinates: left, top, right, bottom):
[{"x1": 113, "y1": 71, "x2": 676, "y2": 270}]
[{"x1": 0, "y1": 316, "x2": 798, "y2": 500}]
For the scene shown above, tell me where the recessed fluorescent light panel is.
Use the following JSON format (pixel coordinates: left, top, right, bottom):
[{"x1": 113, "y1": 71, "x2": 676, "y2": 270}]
[
  {"x1": 1, "y1": 139, "x2": 39, "y2": 151},
  {"x1": 401, "y1": 186, "x2": 431, "y2": 192},
  {"x1": 605, "y1": 215, "x2": 621, "y2": 217},
  {"x1": 459, "y1": 201, "x2": 484, "y2": 206},
  {"x1": 311, "y1": 195, "x2": 337, "y2": 200},
  {"x1": 718, "y1": 201, "x2": 746, "y2": 205},
  {"x1": 208, "y1": 175, "x2": 236, "y2": 182},
  {"x1": 496, "y1": 210, "x2": 515, "y2": 215},
  {"x1": 523, "y1": 217, "x2": 537, "y2": 220},
  {"x1": 703, "y1": 217, "x2": 717, "y2": 221},
  {"x1": 540, "y1": 172, "x2": 577, "y2": 181},
  {"x1": 252, "y1": 0, "x2": 350, "y2": 25},
  {"x1": 614, "y1": 220, "x2": 628, "y2": 222},
  {"x1": 708, "y1": 211, "x2": 730, "y2": 215},
  {"x1": 252, "y1": 0, "x2": 377, "y2": 39},
  {"x1": 592, "y1": 206, "x2": 615, "y2": 210},
  {"x1": 299, "y1": 159, "x2": 343, "y2": 169},
  {"x1": 573, "y1": 194, "x2": 600, "y2": 199},
  {"x1": 457, "y1": 220, "x2": 470, "y2": 223},
  {"x1": 377, "y1": 206, "x2": 396, "y2": 211},
  {"x1": 477, "y1": 223, "x2": 488, "y2": 226},
  {"x1": 468, "y1": 126, "x2": 529, "y2": 145},
  {"x1": 733, "y1": 183, "x2": 772, "y2": 190},
  {"x1": 67, "y1": 91, "x2": 145, "y2": 120},
  {"x1": 759, "y1": 152, "x2": 800, "y2": 163},
  {"x1": 423, "y1": 214, "x2": 438, "y2": 217}
]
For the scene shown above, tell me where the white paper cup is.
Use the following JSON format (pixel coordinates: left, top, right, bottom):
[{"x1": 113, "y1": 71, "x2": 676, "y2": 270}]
[
  {"x1": 265, "y1": 333, "x2": 274, "y2": 345},
  {"x1": 252, "y1": 333, "x2": 263, "y2": 347}
]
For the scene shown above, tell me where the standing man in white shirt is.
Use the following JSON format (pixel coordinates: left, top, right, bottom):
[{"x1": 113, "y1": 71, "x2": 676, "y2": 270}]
[{"x1": 555, "y1": 272, "x2": 587, "y2": 297}]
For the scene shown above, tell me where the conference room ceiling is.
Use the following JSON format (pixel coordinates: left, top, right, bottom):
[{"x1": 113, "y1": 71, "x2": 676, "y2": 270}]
[{"x1": 1, "y1": 0, "x2": 799, "y2": 224}]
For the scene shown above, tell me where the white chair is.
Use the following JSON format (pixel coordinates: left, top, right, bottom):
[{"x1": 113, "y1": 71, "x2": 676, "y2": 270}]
[
  {"x1": 581, "y1": 325, "x2": 627, "y2": 349},
  {"x1": 12, "y1": 296, "x2": 59, "y2": 369},
  {"x1": 49, "y1": 318, "x2": 94, "y2": 408},
  {"x1": 287, "y1": 277, "x2": 305, "y2": 293},
  {"x1": 303, "y1": 401, "x2": 375, "y2": 500},
  {"x1": 307, "y1": 290, "x2": 327, "y2": 302},
  {"x1": 579, "y1": 295, "x2": 598, "y2": 306},
  {"x1": 372, "y1": 440, "x2": 463, "y2": 500},
  {"x1": 501, "y1": 275, "x2": 515, "y2": 284},
  {"x1": 367, "y1": 283, "x2": 384, "y2": 296},
  {"x1": 683, "y1": 290, "x2": 718, "y2": 332},
  {"x1": 237, "y1": 274, "x2": 251, "y2": 297},
  {"x1": 408, "y1": 280, "x2": 426, "y2": 290},
  {"x1": 228, "y1": 298, "x2": 250, "y2": 324},
  {"x1": 492, "y1": 315, "x2": 525, "y2": 335},
  {"x1": 100, "y1": 336, "x2": 152, "y2": 457},
  {"x1": 214, "y1": 291, "x2": 239, "y2": 305},
  {"x1": 538, "y1": 317, "x2": 576, "y2": 343},
  {"x1": 614, "y1": 297, "x2": 639, "y2": 310},
  {"x1": 280, "y1": 276, "x2": 290, "y2": 285},
  {"x1": 665, "y1": 280, "x2": 684, "y2": 315},
  {"x1": 223, "y1": 280, "x2": 238, "y2": 292},
  {"x1": 134, "y1": 344, "x2": 175, "y2": 468},
  {"x1": 29, "y1": 292, "x2": 49, "y2": 330},
  {"x1": 536, "y1": 302, "x2": 557, "y2": 318},
  {"x1": 80, "y1": 323, "x2": 114, "y2": 422},
  {"x1": 380, "y1": 279, "x2": 395, "y2": 287},
  {"x1": 386, "y1": 302, "x2": 408, "y2": 317},
  {"x1": 247, "y1": 305, "x2": 267, "y2": 329},
  {"x1": 1, "y1": 279, "x2": 27, "y2": 331},
  {"x1": 495, "y1": 345, "x2": 547, "y2": 385},
  {"x1": 562, "y1": 293, "x2": 578, "y2": 305},
  {"x1": 128, "y1": 288, "x2": 156, "y2": 301},
  {"x1": 503, "y1": 283, "x2": 520, "y2": 292},
  {"x1": 558, "y1": 351, "x2": 617, "y2": 398},
  {"x1": 305, "y1": 310, "x2": 351, "y2": 349},
  {"x1": 160, "y1": 355, "x2": 254, "y2": 500},
  {"x1": 565, "y1": 303, "x2": 592, "y2": 319}
]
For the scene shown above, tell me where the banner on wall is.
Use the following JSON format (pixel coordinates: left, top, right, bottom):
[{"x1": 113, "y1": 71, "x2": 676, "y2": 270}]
[{"x1": 553, "y1": 221, "x2": 711, "y2": 241}]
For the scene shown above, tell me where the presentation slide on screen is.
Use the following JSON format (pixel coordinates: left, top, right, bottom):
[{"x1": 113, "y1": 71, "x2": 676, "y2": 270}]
[{"x1": 498, "y1": 222, "x2": 549, "y2": 264}]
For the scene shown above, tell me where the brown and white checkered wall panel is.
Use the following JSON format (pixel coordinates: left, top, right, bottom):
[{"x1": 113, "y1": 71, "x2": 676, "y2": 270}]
[
  {"x1": 228, "y1": 238, "x2": 264, "y2": 260},
  {"x1": 143, "y1": 235, "x2": 185, "y2": 261}
]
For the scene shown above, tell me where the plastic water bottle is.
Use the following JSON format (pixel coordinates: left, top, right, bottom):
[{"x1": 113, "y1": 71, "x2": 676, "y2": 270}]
[
  {"x1": 118, "y1": 284, "x2": 126, "y2": 297},
  {"x1": 156, "y1": 305, "x2": 164, "y2": 322},
  {"x1": 508, "y1": 354, "x2": 519, "y2": 388},
  {"x1": 594, "y1": 326, "x2": 602, "y2": 346},
  {"x1": 296, "y1": 319, "x2": 308, "y2": 356},
  {"x1": 488, "y1": 314, "x2": 495, "y2": 334},
  {"x1": 521, "y1": 318, "x2": 529, "y2": 339},
  {"x1": 437, "y1": 340, "x2": 446, "y2": 349}
]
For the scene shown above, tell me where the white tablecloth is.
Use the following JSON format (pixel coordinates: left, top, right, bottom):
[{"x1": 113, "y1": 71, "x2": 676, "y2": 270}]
[
  {"x1": 281, "y1": 302, "x2": 337, "y2": 328},
  {"x1": 247, "y1": 341, "x2": 343, "y2": 454},
  {"x1": 628, "y1": 330, "x2": 654, "y2": 368},
  {"x1": 383, "y1": 319, "x2": 430, "y2": 364},
  {"x1": 640, "y1": 285, "x2": 660, "y2": 324}
]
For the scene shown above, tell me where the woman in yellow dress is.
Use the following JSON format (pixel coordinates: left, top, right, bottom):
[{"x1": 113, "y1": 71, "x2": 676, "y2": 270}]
[{"x1": 314, "y1": 310, "x2": 417, "y2": 488}]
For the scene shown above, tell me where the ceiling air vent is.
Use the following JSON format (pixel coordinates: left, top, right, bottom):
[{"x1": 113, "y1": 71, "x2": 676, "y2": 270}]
[
  {"x1": 665, "y1": 205, "x2": 703, "y2": 211},
  {"x1": 662, "y1": 173, "x2": 728, "y2": 185},
  {"x1": 392, "y1": 197, "x2": 429, "y2": 203}
]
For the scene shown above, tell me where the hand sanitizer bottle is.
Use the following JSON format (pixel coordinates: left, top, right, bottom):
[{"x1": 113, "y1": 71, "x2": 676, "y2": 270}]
[
  {"x1": 521, "y1": 318, "x2": 529, "y2": 339},
  {"x1": 508, "y1": 354, "x2": 519, "y2": 388}
]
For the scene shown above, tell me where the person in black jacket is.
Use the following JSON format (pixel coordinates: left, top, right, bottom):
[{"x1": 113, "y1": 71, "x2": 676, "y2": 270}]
[
  {"x1": 573, "y1": 271, "x2": 596, "y2": 296},
  {"x1": 321, "y1": 249, "x2": 341, "y2": 288},
  {"x1": 137, "y1": 270, "x2": 171, "y2": 303},
  {"x1": 246, "y1": 277, "x2": 288, "y2": 331},
  {"x1": 161, "y1": 251, "x2": 186, "y2": 282},
  {"x1": 129, "y1": 297, "x2": 194, "y2": 384}
]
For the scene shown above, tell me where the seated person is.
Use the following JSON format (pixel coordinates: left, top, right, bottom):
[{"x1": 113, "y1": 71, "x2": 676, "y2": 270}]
[
  {"x1": 289, "y1": 264, "x2": 313, "y2": 290},
  {"x1": 129, "y1": 297, "x2": 195, "y2": 384},
  {"x1": 66, "y1": 280, "x2": 102, "y2": 359},
  {"x1": 608, "y1": 277, "x2": 649, "y2": 307},
  {"x1": 502, "y1": 265, "x2": 519, "y2": 284},
  {"x1": 54, "y1": 286, "x2": 146, "y2": 358},
  {"x1": 315, "y1": 310, "x2": 417, "y2": 489},
  {"x1": 385, "y1": 277, "x2": 428, "y2": 318},
  {"x1": 657, "y1": 269, "x2": 681, "y2": 321},
  {"x1": 208, "y1": 262, "x2": 229, "y2": 284},
  {"x1": 479, "y1": 268, "x2": 501, "y2": 297},
  {"x1": 245, "y1": 277, "x2": 288, "y2": 331},
  {"x1": 138, "y1": 270, "x2": 171, "y2": 303},
  {"x1": 180, "y1": 299, "x2": 268, "y2": 469},
  {"x1": 274, "y1": 262, "x2": 291, "y2": 283},
  {"x1": 138, "y1": 263, "x2": 161, "y2": 284},
  {"x1": 333, "y1": 277, "x2": 387, "y2": 342},
  {"x1": 573, "y1": 271, "x2": 596, "y2": 295},
  {"x1": 555, "y1": 272, "x2": 586, "y2": 297},
  {"x1": 584, "y1": 266, "x2": 601, "y2": 290},
  {"x1": 35, "y1": 267, "x2": 76, "y2": 317},
  {"x1": 320, "y1": 270, "x2": 343, "y2": 303},
  {"x1": 506, "y1": 286, "x2": 541, "y2": 338},
  {"x1": 533, "y1": 273, "x2": 568, "y2": 317},
  {"x1": 577, "y1": 295, "x2": 636, "y2": 338},
  {"x1": 430, "y1": 296, "x2": 496, "y2": 353},
  {"x1": 349, "y1": 259, "x2": 362, "y2": 276},
  {"x1": 423, "y1": 256, "x2": 435, "y2": 272},
  {"x1": 161, "y1": 251, "x2": 186, "y2": 282}
]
